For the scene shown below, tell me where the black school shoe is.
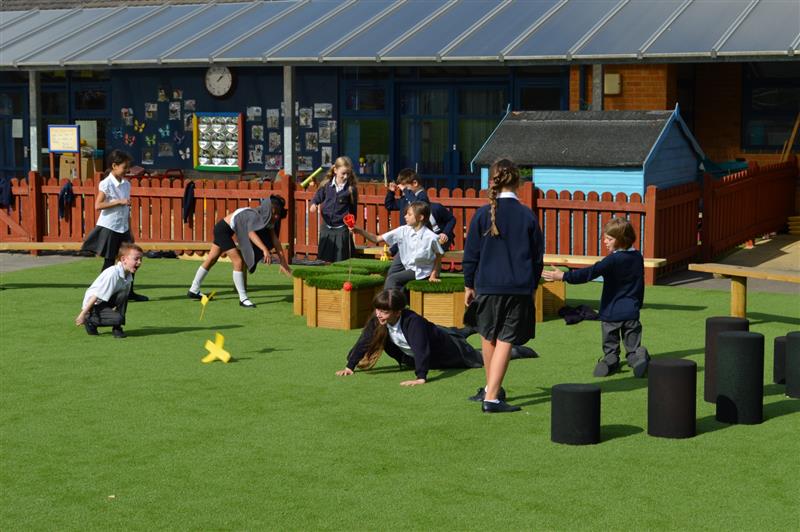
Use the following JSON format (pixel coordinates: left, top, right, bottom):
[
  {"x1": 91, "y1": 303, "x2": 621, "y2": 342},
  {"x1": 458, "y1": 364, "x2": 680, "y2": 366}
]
[
  {"x1": 468, "y1": 386, "x2": 507, "y2": 402},
  {"x1": 128, "y1": 292, "x2": 149, "y2": 302},
  {"x1": 627, "y1": 347, "x2": 651, "y2": 378},
  {"x1": 112, "y1": 326, "x2": 127, "y2": 339},
  {"x1": 239, "y1": 299, "x2": 256, "y2": 309},
  {"x1": 84, "y1": 321, "x2": 99, "y2": 336},
  {"x1": 187, "y1": 290, "x2": 204, "y2": 300},
  {"x1": 482, "y1": 400, "x2": 522, "y2": 413},
  {"x1": 593, "y1": 360, "x2": 620, "y2": 377}
]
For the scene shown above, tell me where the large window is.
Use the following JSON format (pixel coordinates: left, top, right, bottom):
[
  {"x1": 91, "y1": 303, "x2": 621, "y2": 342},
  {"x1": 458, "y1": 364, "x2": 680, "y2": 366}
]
[
  {"x1": 743, "y1": 63, "x2": 800, "y2": 151},
  {"x1": 457, "y1": 88, "x2": 507, "y2": 174},
  {"x1": 341, "y1": 81, "x2": 390, "y2": 178}
]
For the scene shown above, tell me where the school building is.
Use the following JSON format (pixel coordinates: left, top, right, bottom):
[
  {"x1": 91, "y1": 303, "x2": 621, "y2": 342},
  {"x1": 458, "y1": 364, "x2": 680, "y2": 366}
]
[{"x1": 1, "y1": 0, "x2": 798, "y2": 189}]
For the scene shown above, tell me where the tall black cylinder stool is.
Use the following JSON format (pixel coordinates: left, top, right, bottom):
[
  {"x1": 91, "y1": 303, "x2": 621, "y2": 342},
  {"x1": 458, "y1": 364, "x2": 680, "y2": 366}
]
[
  {"x1": 704, "y1": 317, "x2": 749, "y2": 403},
  {"x1": 785, "y1": 332, "x2": 800, "y2": 399},
  {"x1": 773, "y1": 336, "x2": 786, "y2": 385},
  {"x1": 648, "y1": 358, "x2": 696, "y2": 438},
  {"x1": 551, "y1": 384, "x2": 601, "y2": 445},
  {"x1": 716, "y1": 331, "x2": 764, "y2": 424}
]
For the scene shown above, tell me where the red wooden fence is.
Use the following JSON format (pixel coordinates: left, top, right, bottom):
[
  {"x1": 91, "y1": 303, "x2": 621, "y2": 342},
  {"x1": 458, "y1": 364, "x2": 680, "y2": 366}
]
[
  {"x1": 2, "y1": 156, "x2": 796, "y2": 285},
  {"x1": 701, "y1": 158, "x2": 798, "y2": 260}
]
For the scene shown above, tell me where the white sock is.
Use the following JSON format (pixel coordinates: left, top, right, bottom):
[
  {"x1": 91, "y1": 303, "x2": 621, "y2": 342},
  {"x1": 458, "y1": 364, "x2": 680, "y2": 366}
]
[
  {"x1": 190, "y1": 267, "x2": 208, "y2": 294},
  {"x1": 484, "y1": 398, "x2": 501, "y2": 404},
  {"x1": 232, "y1": 271, "x2": 248, "y2": 302}
]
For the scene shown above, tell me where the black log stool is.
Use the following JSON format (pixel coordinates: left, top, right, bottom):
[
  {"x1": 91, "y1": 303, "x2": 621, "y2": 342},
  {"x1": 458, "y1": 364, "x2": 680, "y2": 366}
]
[
  {"x1": 716, "y1": 331, "x2": 764, "y2": 424},
  {"x1": 704, "y1": 317, "x2": 749, "y2": 403},
  {"x1": 648, "y1": 358, "x2": 696, "y2": 439},
  {"x1": 786, "y1": 331, "x2": 800, "y2": 399},
  {"x1": 773, "y1": 336, "x2": 786, "y2": 385},
  {"x1": 551, "y1": 384, "x2": 601, "y2": 445}
]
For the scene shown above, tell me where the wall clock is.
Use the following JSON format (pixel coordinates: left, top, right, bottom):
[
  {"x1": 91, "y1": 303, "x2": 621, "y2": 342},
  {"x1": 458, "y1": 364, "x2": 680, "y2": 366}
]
[{"x1": 205, "y1": 66, "x2": 234, "y2": 98}]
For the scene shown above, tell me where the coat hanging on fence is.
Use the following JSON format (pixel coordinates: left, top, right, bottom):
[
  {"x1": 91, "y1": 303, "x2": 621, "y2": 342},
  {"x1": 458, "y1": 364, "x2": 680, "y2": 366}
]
[
  {"x1": 58, "y1": 181, "x2": 74, "y2": 219},
  {"x1": 0, "y1": 177, "x2": 11, "y2": 208},
  {"x1": 182, "y1": 181, "x2": 196, "y2": 223}
]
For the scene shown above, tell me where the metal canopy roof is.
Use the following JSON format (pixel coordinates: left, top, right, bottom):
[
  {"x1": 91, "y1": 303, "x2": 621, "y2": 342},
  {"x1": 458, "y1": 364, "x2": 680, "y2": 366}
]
[{"x1": 1, "y1": 0, "x2": 799, "y2": 69}]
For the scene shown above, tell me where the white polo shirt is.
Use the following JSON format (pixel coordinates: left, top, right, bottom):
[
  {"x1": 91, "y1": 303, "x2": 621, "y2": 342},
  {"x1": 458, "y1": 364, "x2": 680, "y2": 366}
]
[
  {"x1": 95, "y1": 174, "x2": 131, "y2": 233},
  {"x1": 381, "y1": 225, "x2": 444, "y2": 280},
  {"x1": 386, "y1": 319, "x2": 414, "y2": 357},
  {"x1": 82, "y1": 263, "x2": 132, "y2": 309}
]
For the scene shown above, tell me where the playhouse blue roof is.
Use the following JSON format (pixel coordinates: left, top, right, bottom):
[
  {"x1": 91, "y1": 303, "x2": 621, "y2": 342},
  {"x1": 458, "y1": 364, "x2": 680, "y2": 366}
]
[{"x1": 2, "y1": 0, "x2": 799, "y2": 68}]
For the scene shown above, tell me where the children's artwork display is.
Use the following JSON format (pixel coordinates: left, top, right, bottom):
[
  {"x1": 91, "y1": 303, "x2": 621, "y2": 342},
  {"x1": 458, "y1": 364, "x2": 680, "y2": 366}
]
[{"x1": 193, "y1": 112, "x2": 243, "y2": 172}]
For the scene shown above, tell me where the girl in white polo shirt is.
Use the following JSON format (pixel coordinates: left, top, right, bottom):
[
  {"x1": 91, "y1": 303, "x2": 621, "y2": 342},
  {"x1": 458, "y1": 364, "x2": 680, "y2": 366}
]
[
  {"x1": 352, "y1": 201, "x2": 443, "y2": 290},
  {"x1": 81, "y1": 150, "x2": 148, "y2": 302}
]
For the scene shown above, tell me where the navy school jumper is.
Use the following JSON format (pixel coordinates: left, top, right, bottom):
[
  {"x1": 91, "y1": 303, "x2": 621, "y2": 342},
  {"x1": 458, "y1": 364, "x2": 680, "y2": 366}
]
[
  {"x1": 463, "y1": 197, "x2": 544, "y2": 295},
  {"x1": 312, "y1": 183, "x2": 358, "y2": 227},
  {"x1": 346, "y1": 309, "x2": 473, "y2": 381}
]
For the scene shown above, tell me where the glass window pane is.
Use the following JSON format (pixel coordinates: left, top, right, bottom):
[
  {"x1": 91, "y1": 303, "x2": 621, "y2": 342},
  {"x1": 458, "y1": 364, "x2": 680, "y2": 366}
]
[
  {"x1": 345, "y1": 87, "x2": 386, "y2": 112},
  {"x1": 0, "y1": 92, "x2": 23, "y2": 115},
  {"x1": 42, "y1": 91, "x2": 67, "y2": 116},
  {"x1": 342, "y1": 118, "x2": 389, "y2": 176},
  {"x1": 520, "y1": 87, "x2": 562, "y2": 110},
  {"x1": 74, "y1": 89, "x2": 107, "y2": 112},
  {"x1": 458, "y1": 88, "x2": 505, "y2": 115},
  {"x1": 458, "y1": 118, "x2": 498, "y2": 175}
]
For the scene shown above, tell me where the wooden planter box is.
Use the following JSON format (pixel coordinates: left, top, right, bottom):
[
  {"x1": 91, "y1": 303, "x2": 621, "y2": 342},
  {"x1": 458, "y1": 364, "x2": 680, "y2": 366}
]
[
  {"x1": 409, "y1": 290, "x2": 465, "y2": 328},
  {"x1": 293, "y1": 277, "x2": 306, "y2": 316},
  {"x1": 305, "y1": 284, "x2": 382, "y2": 330},
  {"x1": 535, "y1": 280, "x2": 566, "y2": 322}
]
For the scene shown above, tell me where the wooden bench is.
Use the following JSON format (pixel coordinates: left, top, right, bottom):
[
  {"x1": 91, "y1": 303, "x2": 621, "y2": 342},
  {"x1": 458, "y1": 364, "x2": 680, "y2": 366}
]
[{"x1": 688, "y1": 263, "x2": 800, "y2": 318}]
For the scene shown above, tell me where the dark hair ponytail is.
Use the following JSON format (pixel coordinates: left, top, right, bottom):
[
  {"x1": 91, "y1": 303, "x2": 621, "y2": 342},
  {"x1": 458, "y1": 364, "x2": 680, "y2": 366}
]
[{"x1": 484, "y1": 158, "x2": 520, "y2": 237}]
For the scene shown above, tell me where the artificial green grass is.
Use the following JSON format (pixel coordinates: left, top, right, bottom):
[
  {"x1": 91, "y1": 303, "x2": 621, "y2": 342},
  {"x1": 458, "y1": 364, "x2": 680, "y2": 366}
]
[
  {"x1": 290, "y1": 264, "x2": 370, "y2": 279},
  {"x1": 406, "y1": 274, "x2": 465, "y2": 293},
  {"x1": 1, "y1": 258, "x2": 798, "y2": 530},
  {"x1": 303, "y1": 273, "x2": 385, "y2": 290},
  {"x1": 331, "y1": 257, "x2": 392, "y2": 275}
]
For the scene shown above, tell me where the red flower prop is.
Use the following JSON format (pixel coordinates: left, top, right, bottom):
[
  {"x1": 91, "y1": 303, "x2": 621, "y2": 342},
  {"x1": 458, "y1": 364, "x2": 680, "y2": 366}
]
[
  {"x1": 342, "y1": 281, "x2": 353, "y2": 292},
  {"x1": 343, "y1": 214, "x2": 356, "y2": 229}
]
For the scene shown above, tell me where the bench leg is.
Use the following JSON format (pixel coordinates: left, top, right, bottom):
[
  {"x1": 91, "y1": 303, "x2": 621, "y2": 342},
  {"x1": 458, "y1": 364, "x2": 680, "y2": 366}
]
[{"x1": 730, "y1": 276, "x2": 747, "y2": 318}]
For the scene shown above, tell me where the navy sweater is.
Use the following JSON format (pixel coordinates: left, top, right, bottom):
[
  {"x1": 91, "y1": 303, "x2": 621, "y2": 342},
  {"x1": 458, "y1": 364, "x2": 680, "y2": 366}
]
[
  {"x1": 429, "y1": 202, "x2": 456, "y2": 250},
  {"x1": 463, "y1": 198, "x2": 544, "y2": 295},
  {"x1": 384, "y1": 188, "x2": 429, "y2": 220},
  {"x1": 563, "y1": 250, "x2": 644, "y2": 322},
  {"x1": 346, "y1": 309, "x2": 458, "y2": 380},
  {"x1": 312, "y1": 182, "x2": 358, "y2": 227}
]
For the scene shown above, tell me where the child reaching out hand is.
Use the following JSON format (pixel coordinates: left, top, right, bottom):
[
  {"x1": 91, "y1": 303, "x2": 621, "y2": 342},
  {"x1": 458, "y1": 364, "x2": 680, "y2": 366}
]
[
  {"x1": 351, "y1": 202, "x2": 443, "y2": 290},
  {"x1": 542, "y1": 217, "x2": 650, "y2": 378}
]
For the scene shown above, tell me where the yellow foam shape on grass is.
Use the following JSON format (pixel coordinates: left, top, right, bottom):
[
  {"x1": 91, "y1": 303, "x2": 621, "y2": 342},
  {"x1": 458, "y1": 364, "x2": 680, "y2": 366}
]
[{"x1": 202, "y1": 332, "x2": 231, "y2": 364}]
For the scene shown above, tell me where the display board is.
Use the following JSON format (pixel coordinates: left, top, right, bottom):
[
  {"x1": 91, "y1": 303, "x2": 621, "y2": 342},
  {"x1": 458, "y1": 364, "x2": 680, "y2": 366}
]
[
  {"x1": 48, "y1": 125, "x2": 80, "y2": 153},
  {"x1": 193, "y1": 112, "x2": 243, "y2": 172}
]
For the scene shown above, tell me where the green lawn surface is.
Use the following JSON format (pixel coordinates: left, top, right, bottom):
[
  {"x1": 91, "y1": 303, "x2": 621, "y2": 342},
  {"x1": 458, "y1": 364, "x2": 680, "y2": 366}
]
[{"x1": 1, "y1": 258, "x2": 798, "y2": 530}]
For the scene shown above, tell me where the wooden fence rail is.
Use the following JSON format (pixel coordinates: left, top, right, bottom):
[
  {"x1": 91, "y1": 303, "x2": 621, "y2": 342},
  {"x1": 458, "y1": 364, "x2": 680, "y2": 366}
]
[{"x1": 2, "y1": 156, "x2": 796, "y2": 285}]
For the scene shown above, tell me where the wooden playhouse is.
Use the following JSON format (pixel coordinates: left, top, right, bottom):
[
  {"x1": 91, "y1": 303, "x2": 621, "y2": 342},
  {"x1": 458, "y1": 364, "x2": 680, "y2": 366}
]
[{"x1": 472, "y1": 106, "x2": 706, "y2": 196}]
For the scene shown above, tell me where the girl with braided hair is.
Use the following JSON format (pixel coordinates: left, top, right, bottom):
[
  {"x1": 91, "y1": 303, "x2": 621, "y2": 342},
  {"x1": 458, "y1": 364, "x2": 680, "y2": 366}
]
[{"x1": 462, "y1": 159, "x2": 544, "y2": 413}]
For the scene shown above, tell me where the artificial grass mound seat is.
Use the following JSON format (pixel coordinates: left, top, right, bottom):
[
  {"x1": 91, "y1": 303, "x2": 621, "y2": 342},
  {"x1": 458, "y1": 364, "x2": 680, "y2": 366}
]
[
  {"x1": 407, "y1": 274, "x2": 465, "y2": 327},
  {"x1": 303, "y1": 273, "x2": 385, "y2": 330},
  {"x1": 291, "y1": 264, "x2": 371, "y2": 316},
  {"x1": 331, "y1": 257, "x2": 393, "y2": 275}
]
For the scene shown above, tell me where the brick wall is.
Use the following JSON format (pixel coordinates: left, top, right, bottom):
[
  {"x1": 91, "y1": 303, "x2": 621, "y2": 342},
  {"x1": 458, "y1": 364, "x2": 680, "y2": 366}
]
[{"x1": 569, "y1": 64, "x2": 673, "y2": 111}]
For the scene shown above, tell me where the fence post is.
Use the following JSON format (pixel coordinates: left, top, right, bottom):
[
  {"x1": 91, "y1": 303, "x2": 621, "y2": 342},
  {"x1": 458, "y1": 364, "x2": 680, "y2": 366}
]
[
  {"x1": 700, "y1": 173, "x2": 713, "y2": 261},
  {"x1": 643, "y1": 185, "x2": 657, "y2": 284},
  {"x1": 25, "y1": 171, "x2": 44, "y2": 255},
  {"x1": 278, "y1": 174, "x2": 294, "y2": 258}
]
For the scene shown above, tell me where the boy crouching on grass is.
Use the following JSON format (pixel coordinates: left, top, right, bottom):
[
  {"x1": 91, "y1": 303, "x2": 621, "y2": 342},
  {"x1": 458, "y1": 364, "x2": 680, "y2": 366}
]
[{"x1": 75, "y1": 243, "x2": 143, "y2": 338}]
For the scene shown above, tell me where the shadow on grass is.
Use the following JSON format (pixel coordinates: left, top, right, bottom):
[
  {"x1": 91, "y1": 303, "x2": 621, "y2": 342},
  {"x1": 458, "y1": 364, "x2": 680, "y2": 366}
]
[
  {"x1": 696, "y1": 414, "x2": 731, "y2": 435},
  {"x1": 125, "y1": 324, "x2": 243, "y2": 337},
  {"x1": 655, "y1": 348, "x2": 704, "y2": 359},
  {"x1": 764, "y1": 397, "x2": 800, "y2": 420},
  {"x1": 643, "y1": 303, "x2": 707, "y2": 311},
  {"x1": 747, "y1": 312, "x2": 800, "y2": 327},
  {"x1": 426, "y1": 368, "x2": 469, "y2": 383},
  {"x1": 601, "y1": 424, "x2": 643, "y2": 442},
  {"x1": 511, "y1": 387, "x2": 551, "y2": 407},
  {"x1": 764, "y1": 383, "x2": 786, "y2": 397}
]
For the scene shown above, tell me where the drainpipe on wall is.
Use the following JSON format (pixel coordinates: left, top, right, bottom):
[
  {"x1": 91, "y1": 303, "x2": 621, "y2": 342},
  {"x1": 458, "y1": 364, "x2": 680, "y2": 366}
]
[
  {"x1": 282, "y1": 65, "x2": 295, "y2": 179},
  {"x1": 592, "y1": 64, "x2": 603, "y2": 111},
  {"x1": 28, "y1": 70, "x2": 41, "y2": 172}
]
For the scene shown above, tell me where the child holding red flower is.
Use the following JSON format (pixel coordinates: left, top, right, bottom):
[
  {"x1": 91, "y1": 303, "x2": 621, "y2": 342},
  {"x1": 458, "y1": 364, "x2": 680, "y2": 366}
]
[{"x1": 309, "y1": 156, "x2": 358, "y2": 263}]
